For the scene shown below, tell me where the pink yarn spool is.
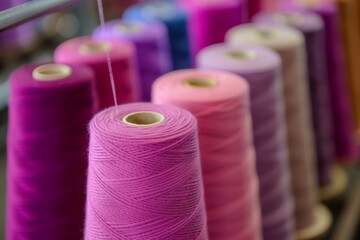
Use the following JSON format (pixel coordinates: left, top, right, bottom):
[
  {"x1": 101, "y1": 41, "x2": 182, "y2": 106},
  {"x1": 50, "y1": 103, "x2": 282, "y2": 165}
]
[
  {"x1": 85, "y1": 103, "x2": 208, "y2": 239},
  {"x1": 7, "y1": 63, "x2": 97, "y2": 240},
  {"x1": 54, "y1": 36, "x2": 140, "y2": 109},
  {"x1": 197, "y1": 43, "x2": 295, "y2": 240},
  {"x1": 180, "y1": 0, "x2": 244, "y2": 64},
  {"x1": 152, "y1": 69, "x2": 262, "y2": 240}
]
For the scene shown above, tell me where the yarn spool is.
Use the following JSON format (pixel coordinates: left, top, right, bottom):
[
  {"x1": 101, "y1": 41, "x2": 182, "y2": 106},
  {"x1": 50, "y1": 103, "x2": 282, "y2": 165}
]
[
  {"x1": 54, "y1": 36, "x2": 140, "y2": 109},
  {"x1": 93, "y1": 20, "x2": 172, "y2": 101},
  {"x1": 123, "y1": 1, "x2": 191, "y2": 69},
  {"x1": 179, "y1": 0, "x2": 243, "y2": 64},
  {"x1": 226, "y1": 24, "x2": 332, "y2": 238},
  {"x1": 303, "y1": 2, "x2": 358, "y2": 164},
  {"x1": 197, "y1": 43, "x2": 295, "y2": 240},
  {"x1": 336, "y1": 0, "x2": 360, "y2": 143},
  {"x1": 85, "y1": 103, "x2": 208, "y2": 239},
  {"x1": 253, "y1": 10, "x2": 335, "y2": 188},
  {"x1": 152, "y1": 69, "x2": 262, "y2": 240},
  {"x1": 6, "y1": 63, "x2": 97, "y2": 240},
  {"x1": 248, "y1": 0, "x2": 261, "y2": 18}
]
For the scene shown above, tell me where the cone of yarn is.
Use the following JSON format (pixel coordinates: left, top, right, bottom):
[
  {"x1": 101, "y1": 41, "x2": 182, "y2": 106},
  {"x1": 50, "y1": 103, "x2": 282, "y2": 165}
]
[
  {"x1": 337, "y1": 0, "x2": 360, "y2": 144},
  {"x1": 85, "y1": 103, "x2": 208, "y2": 239},
  {"x1": 254, "y1": 10, "x2": 335, "y2": 188},
  {"x1": 226, "y1": 24, "x2": 328, "y2": 233},
  {"x1": 302, "y1": 1, "x2": 358, "y2": 163},
  {"x1": 197, "y1": 43, "x2": 295, "y2": 240},
  {"x1": 6, "y1": 63, "x2": 97, "y2": 240},
  {"x1": 54, "y1": 36, "x2": 140, "y2": 109},
  {"x1": 93, "y1": 20, "x2": 172, "y2": 102},
  {"x1": 248, "y1": 0, "x2": 261, "y2": 18},
  {"x1": 152, "y1": 69, "x2": 262, "y2": 240},
  {"x1": 123, "y1": 1, "x2": 191, "y2": 69},
  {"x1": 179, "y1": 0, "x2": 243, "y2": 64}
]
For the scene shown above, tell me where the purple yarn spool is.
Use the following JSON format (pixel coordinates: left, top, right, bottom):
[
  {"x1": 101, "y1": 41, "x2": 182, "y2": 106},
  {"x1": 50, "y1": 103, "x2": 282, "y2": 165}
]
[
  {"x1": 0, "y1": 0, "x2": 35, "y2": 54},
  {"x1": 6, "y1": 63, "x2": 97, "y2": 240},
  {"x1": 197, "y1": 43, "x2": 295, "y2": 240},
  {"x1": 302, "y1": 3, "x2": 358, "y2": 162},
  {"x1": 93, "y1": 20, "x2": 172, "y2": 101},
  {"x1": 253, "y1": 10, "x2": 335, "y2": 187}
]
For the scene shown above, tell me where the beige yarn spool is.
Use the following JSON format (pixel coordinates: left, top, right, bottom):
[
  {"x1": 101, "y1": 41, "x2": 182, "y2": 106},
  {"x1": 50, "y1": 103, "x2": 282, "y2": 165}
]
[{"x1": 226, "y1": 24, "x2": 331, "y2": 238}]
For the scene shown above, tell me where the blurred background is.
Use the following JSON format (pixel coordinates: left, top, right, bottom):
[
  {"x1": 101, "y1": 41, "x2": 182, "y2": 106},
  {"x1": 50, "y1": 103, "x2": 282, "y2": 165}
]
[{"x1": 1, "y1": 0, "x2": 360, "y2": 240}]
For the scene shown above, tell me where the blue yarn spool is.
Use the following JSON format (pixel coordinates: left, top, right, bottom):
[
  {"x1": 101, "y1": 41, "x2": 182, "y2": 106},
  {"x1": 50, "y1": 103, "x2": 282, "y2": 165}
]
[{"x1": 123, "y1": 1, "x2": 191, "y2": 69}]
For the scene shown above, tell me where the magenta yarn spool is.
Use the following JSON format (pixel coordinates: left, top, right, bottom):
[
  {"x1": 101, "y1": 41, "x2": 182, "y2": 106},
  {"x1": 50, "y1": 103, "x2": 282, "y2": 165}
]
[
  {"x1": 197, "y1": 43, "x2": 295, "y2": 240},
  {"x1": 180, "y1": 0, "x2": 244, "y2": 64},
  {"x1": 301, "y1": 2, "x2": 358, "y2": 163},
  {"x1": 54, "y1": 36, "x2": 140, "y2": 109},
  {"x1": 93, "y1": 20, "x2": 172, "y2": 101},
  {"x1": 152, "y1": 69, "x2": 262, "y2": 240},
  {"x1": 85, "y1": 103, "x2": 208, "y2": 239},
  {"x1": 6, "y1": 63, "x2": 97, "y2": 240},
  {"x1": 253, "y1": 10, "x2": 336, "y2": 187}
]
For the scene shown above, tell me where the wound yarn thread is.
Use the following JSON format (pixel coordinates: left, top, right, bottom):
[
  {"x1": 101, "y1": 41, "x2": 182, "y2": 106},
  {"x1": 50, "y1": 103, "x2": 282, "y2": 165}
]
[
  {"x1": 93, "y1": 20, "x2": 172, "y2": 101},
  {"x1": 253, "y1": 10, "x2": 335, "y2": 187},
  {"x1": 179, "y1": 0, "x2": 244, "y2": 63},
  {"x1": 123, "y1": 1, "x2": 192, "y2": 69},
  {"x1": 85, "y1": 103, "x2": 208, "y2": 239},
  {"x1": 54, "y1": 36, "x2": 140, "y2": 109},
  {"x1": 304, "y1": 2, "x2": 358, "y2": 163},
  {"x1": 226, "y1": 24, "x2": 318, "y2": 230},
  {"x1": 197, "y1": 43, "x2": 295, "y2": 240},
  {"x1": 152, "y1": 69, "x2": 262, "y2": 240},
  {"x1": 6, "y1": 63, "x2": 97, "y2": 240}
]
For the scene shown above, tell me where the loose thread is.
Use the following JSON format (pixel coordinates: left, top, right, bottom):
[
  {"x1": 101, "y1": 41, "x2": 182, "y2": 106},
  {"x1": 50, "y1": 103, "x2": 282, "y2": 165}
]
[{"x1": 96, "y1": 0, "x2": 118, "y2": 108}]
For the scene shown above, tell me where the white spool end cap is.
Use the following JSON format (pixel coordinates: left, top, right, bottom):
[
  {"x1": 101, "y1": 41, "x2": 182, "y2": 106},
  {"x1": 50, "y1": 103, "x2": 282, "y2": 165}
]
[
  {"x1": 79, "y1": 41, "x2": 111, "y2": 54},
  {"x1": 122, "y1": 111, "x2": 165, "y2": 127},
  {"x1": 32, "y1": 64, "x2": 72, "y2": 81},
  {"x1": 183, "y1": 77, "x2": 218, "y2": 88}
]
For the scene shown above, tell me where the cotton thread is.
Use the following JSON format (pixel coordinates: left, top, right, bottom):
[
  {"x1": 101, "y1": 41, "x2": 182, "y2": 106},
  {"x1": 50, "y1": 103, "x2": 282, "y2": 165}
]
[
  {"x1": 54, "y1": 36, "x2": 140, "y2": 110},
  {"x1": 304, "y1": 2, "x2": 358, "y2": 163},
  {"x1": 123, "y1": 1, "x2": 192, "y2": 69},
  {"x1": 226, "y1": 24, "x2": 320, "y2": 231},
  {"x1": 197, "y1": 43, "x2": 295, "y2": 240},
  {"x1": 93, "y1": 20, "x2": 172, "y2": 101},
  {"x1": 85, "y1": 103, "x2": 208, "y2": 239},
  {"x1": 6, "y1": 63, "x2": 97, "y2": 240},
  {"x1": 253, "y1": 10, "x2": 336, "y2": 188},
  {"x1": 152, "y1": 69, "x2": 262, "y2": 240}
]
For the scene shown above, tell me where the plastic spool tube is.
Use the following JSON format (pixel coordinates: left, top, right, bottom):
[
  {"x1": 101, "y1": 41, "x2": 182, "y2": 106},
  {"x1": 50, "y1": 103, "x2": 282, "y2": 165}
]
[
  {"x1": 197, "y1": 43, "x2": 295, "y2": 240},
  {"x1": 226, "y1": 24, "x2": 332, "y2": 239}
]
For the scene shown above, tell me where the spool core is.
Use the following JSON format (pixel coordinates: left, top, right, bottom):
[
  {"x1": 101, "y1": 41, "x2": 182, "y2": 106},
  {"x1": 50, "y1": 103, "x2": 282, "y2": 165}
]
[
  {"x1": 32, "y1": 64, "x2": 72, "y2": 81},
  {"x1": 256, "y1": 28, "x2": 274, "y2": 39},
  {"x1": 183, "y1": 77, "x2": 218, "y2": 88},
  {"x1": 122, "y1": 111, "x2": 165, "y2": 126},
  {"x1": 79, "y1": 41, "x2": 111, "y2": 54},
  {"x1": 275, "y1": 13, "x2": 303, "y2": 24},
  {"x1": 226, "y1": 50, "x2": 257, "y2": 61},
  {"x1": 115, "y1": 23, "x2": 142, "y2": 33}
]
